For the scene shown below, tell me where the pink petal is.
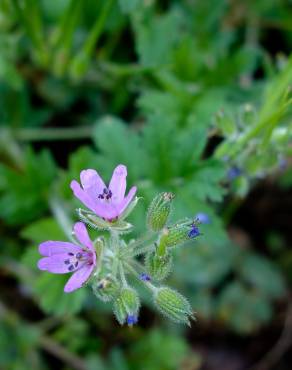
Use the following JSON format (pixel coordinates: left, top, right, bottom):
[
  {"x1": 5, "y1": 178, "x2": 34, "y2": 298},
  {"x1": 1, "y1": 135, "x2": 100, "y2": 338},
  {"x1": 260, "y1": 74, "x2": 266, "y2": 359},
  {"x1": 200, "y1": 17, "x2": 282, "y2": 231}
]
[
  {"x1": 64, "y1": 264, "x2": 94, "y2": 293},
  {"x1": 37, "y1": 254, "x2": 79, "y2": 274},
  {"x1": 118, "y1": 186, "x2": 137, "y2": 215},
  {"x1": 71, "y1": 180, "x2": 98, "y2": 213},
  {"x1": 71, "y1": 180, "x2": 119, "y2": 219},
  {"x1": 39, "y1": 241, "x2": 81, "y2": 257},
  {"x1": 80, "y1": 169, "x2": 106, "y2": 198},
  {"x1": 109, "y1": 164, "x2": 127, "y2": 203},
  {"x1": 73, "y1": 222, "x2": 93, "y2": 250}
]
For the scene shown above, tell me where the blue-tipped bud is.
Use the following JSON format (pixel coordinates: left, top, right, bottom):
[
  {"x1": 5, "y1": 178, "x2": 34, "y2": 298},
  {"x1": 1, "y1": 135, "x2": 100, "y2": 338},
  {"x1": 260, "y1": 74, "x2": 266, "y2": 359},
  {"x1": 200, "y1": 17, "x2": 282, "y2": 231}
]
[
  {"x1": 126, "y1": 314, "x2": 138, "y2": 326},
  {"x1": 113, "y1": 287, "x2": 140, "y2": 326},
  {"x1": 156, "y1": 221, "x2": 201, "y2": 256},
  {"x1": 188, "y1": 223, "x2": 200, "y2": 238}
]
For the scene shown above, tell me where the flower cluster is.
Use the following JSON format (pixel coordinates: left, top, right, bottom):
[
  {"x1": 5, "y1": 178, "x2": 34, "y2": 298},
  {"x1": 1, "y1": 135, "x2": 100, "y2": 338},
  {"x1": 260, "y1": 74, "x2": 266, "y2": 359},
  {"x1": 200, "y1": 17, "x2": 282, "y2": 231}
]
[{"x1": 37, "y1": 165, "x2": 203, "y2": 325}]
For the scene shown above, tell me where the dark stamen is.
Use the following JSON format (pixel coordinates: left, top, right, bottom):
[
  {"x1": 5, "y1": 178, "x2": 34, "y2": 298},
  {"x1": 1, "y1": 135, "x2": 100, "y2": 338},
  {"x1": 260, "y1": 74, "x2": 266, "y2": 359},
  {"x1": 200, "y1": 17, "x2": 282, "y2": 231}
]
[
  {"x1": 68, "y1": 252, "x2": 74, "y2": 256},
  {"x1": 64, "y1": 259, "x2": 70, "y2": 265},
  {"x1": 68, "y1": 265, "x2": 74, "y2": 271},
  {"x1": 75, "y1": 262, "x2": 79, "y2": 268},
  {"x1": 76, "y1": 252, "x2": 82, "y2": 259},
  {"x1": 98, "y1": 187, "x2": 113, "y2": 201}
]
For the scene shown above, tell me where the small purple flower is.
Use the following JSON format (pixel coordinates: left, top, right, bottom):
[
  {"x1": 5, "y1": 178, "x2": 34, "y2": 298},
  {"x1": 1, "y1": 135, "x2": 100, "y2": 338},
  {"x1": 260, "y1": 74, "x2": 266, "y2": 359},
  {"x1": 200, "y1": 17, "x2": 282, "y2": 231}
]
[
  {"x1": 127, "y1": 314, "x2": 138, "y2": 326},
  {"x1": 71, "y1": 164, "x2": 137, "y2": 221},
  {"x1": 227, "y1": 166, "x2": 242, "y2": 181},
  {"x1": 279, "y1": 157, "x2": 287, "y2": 171},
  {"x1": 188, "y1": 222, "x2": 200, "y2": 239},
  {"x1": 37, "y1": 222, "x2": 96, "y2": 293},
  {"x1": 139, "y1": 273, "x2": 151, "y2": 281},
  {"x1": 195, "y1": 212, "x2": 210, "y2": 224}
]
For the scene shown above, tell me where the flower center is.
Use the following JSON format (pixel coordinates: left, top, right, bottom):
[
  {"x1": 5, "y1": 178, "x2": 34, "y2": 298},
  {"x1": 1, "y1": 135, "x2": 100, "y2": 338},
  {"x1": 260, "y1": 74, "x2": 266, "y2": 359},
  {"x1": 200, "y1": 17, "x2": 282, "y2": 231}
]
[
  {"x1": 64, "y1": 250, "x2": 92, "y2": 271},
  {"x1": 98, "y1": 187, "x2": 113, "y2": 201}
]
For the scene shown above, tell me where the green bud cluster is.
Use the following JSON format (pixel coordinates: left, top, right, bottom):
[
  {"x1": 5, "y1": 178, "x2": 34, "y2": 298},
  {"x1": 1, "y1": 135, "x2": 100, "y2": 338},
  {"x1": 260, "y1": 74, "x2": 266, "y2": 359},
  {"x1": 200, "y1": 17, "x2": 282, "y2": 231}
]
[
  {"x1": 147, "y1": 192, "x2": 174, "y2": 232},
  {"x1": 154, "y1": 287, "x2": 194, "y2": 325},
  {"x1": 113, "y1": 287, "x2": 140, "y2": 325},
  {"x1": 74, "y1": 191, "x2": 202, "y2": 326}
]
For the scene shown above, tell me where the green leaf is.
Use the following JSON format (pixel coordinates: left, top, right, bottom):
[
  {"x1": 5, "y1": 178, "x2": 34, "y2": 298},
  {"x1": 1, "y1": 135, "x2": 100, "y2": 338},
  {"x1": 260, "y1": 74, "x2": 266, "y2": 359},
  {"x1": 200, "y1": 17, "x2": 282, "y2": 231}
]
[
  {"x1": 174, "y1": 241, "x2": 236, "y2": 288},
  {"x1": 21, "y1": 217, "x2": 67, "y2": 244},
  {"x1": 129, "y1": 329, "x2": 190, "y2": 370},
  {"x1": 238, "y1": 253, "x2": 286, "y2": 299},
  {"x1": 35, "y1": 272, "x2": 86, "y2": 315},
  {"x1": 185, "y1": 159, "x2": 226, "y2": 202},
  {"x1": 133, "y1": 10, "x2": 182, "y2": 67},
  {"x1": 216, "y1": 281, "x2": 273, "y2": 334},
  {"x1": 93, "y1": 116, "x2": 146, "y2": 181},
  {"x1": 0, "y1": 148, "x2": 56, "y2": 225},
  {"x1": 118, "y1": 0, "x2": 141, "y2": 13}
]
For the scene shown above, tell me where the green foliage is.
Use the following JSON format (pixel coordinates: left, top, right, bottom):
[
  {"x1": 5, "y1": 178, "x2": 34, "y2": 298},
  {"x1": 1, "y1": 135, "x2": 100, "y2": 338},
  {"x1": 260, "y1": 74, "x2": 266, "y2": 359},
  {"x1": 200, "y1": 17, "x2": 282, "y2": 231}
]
[
  {"x1": 238, "y1": 253, "x2": 286, "y2": 299},
  {"x1": 128, "y1": 329, "x2": 195, "y2": 370},
  {"x1": 216, "y1": 282, "x2": 273, "y2": 334},
  {"x1": 0, "y1": 148, "x2": 56, "y2": 225},
  {"x1": 0, "y1": 0, "x2": 291, "y2": 368}
]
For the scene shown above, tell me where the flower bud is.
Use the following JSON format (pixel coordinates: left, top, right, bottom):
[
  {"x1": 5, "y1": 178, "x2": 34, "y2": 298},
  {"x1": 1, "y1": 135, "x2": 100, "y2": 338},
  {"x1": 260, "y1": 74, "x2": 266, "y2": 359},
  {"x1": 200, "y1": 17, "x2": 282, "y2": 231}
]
[
  {"x1": 92, "y1": 275, "x2": 120, "y2": 302},
  {"x1": 145, "y1": 252, "x2": 172, "y2": 281},
  {"x1": 147, "y1": 192, "x2": 174, "y2": 232},
  {"x1": 113, "y1": 287, "x2": 140, "y2": 326},
  {"x1": 156, "y1": 222, "x2": 200, "y2": 256},
  {"x1": 154, "y1": 287, "x2": 194, "y2": 325}
]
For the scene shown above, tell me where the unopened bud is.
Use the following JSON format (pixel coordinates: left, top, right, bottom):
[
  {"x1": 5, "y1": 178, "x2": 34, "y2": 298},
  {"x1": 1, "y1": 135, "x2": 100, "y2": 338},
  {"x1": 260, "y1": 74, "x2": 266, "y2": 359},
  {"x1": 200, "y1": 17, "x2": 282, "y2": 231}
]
[
  {"x1": 156, "y1": 221, "x2": 200, "y2": 256},
  {"x1": 145, "y1": 252, "x2": 172, "y2": 281},
  {"x1": 147, "y1": 192, "x2": 174, "y2": 232},
  {"x1": 154, "y1": 287, "x2": 194, "y2": 325},
  {"x1": 113, "y1": 288, "x2": 140, "y2": 326}
]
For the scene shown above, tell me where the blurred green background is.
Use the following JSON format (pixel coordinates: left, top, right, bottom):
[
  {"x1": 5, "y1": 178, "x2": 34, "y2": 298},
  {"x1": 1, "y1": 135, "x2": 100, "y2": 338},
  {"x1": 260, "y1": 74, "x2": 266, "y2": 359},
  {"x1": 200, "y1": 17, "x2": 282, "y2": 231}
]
[{"x1": 0, "y1": 0, "x2": 292, "y2": 369}]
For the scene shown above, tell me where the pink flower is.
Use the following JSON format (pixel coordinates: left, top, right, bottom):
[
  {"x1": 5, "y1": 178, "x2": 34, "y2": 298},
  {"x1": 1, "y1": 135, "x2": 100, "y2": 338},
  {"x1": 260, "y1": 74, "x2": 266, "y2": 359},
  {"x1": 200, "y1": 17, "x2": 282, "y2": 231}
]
[
  {"x1": 37, "y1": 222, "x2": 96, "y2": 293},
  {"x1": 70, "y1": 164, "x2": 137, "y2": 221}
]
